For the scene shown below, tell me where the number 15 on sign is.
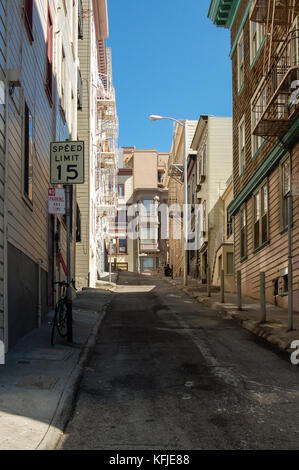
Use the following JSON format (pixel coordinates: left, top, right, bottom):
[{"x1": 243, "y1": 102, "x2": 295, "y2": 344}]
[{"x1": 50, "y1": 141, "x2": 85, "y2": 184}]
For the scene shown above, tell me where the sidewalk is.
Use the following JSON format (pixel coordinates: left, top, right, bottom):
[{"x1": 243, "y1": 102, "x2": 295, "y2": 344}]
[
  {"x1": 156, "y1": 274, "x2": 299, "y2": 354},
  {"x1": 0, "y1": 287, "x2": 113, "y2": 450}
]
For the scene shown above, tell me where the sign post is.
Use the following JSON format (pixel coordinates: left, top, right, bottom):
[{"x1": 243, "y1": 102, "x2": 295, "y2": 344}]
[{"x1": 50, "y1": 141, "x2": 85, "y2": 343}]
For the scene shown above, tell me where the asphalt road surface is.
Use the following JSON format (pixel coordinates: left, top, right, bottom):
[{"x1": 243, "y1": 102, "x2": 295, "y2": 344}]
[{"x1": 59, "y1": 272, "x2": 299, "y2": 450}]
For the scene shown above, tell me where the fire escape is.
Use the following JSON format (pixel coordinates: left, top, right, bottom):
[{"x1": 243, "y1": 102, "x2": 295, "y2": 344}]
[
  {"x1": 96, "y1": 48, "x2": 119, "y2": 270},
  {"x1": 96, "y1": 48, "x2": 119, "y2": 218},
  {"x1": 251, "y1": 0, "x2": 299, "y2": 136}
]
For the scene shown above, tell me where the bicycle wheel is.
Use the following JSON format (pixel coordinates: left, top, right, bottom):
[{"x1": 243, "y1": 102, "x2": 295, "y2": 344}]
[
  {"x1": 56, "y1": 300, "x2": 68, "y2": 338},
  {"x1": 51, "y1": 300, "x2": 67, "y2": 345}
]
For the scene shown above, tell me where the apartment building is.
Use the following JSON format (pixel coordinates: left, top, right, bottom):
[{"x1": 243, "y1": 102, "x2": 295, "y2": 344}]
[
  {"x1": 166, "y1": 120, "x2": 198, "y2": 278},
  {"x1": 0, "y1": 1, "x2": 79, "y2": 351},
  {"x1": 189, "y1": 116, "x2": 233, "y2": 283},
  {"x1": 211, "y1": 177, "x2": 235, "y2": 292},
  {"x1": 209, "y1": 0, "x2": 299, "y2": 308},
  {"x1": 123, "y1": 148, "x2": 169, "y2": 273},
  {"x1": 107, "y1": 167, "x2": 134, "y2": 272},
  {"x1": 75, "y1": 0, "x2": 114, "y2": 288}
]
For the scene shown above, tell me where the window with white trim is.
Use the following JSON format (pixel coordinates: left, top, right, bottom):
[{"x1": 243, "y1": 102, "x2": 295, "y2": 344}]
[
  {"x1": 250, "y1": 22, "x2": 265, "y2": 64},
  {"x1": 237, "y1": 32, "x2": 244, "y2": 90},
  {"x1": 240, "y1": 205, "x2": 247, "y2": 259},
  {"x1": 281, "y1": 156, "x2": 290, "y2": 229},
  {"x1": 253, "y1": 181, "x2": 268, "y2": 250},
  {"x1": 251, "y1": 86, "x2": 265, "y2": 156},
  {"x1": 239, "y1": 116, "x2": 246, "y2": 174}
]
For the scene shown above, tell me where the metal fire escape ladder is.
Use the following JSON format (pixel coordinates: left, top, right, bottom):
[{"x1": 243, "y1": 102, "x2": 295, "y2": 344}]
[{"x1": 251, "y1": 0, "x2": 299, "y2": 137}]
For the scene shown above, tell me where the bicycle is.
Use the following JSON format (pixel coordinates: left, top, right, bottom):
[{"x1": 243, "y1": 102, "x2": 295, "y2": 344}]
[{"x1": 51, "y1": 280, "x2": 76, "y2": 346}]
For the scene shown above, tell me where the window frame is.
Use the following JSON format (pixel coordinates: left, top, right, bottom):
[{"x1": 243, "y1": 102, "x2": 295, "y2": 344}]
[
  {"x1": 23, "y1": 101, "x2": 34, "y2": 204},
  {"x1": 237, "y1": 32, "x2": 244, "y2": 92},
  {"x1": 240, "y1": 204, "x2": 247, "y2": 260},
  {"x1": 45, "y1": 3, "x2": 53, "y2": 103},
  {"x1": 250, "y1": 21, "x2": 265, "y2": 65},
  {"x1": 23, "y1": 0, "x2": 34, "y2": 43},
  {"x1": 238, "y1": 115, "x2": 246, "y2": 175},
  {"x1": 280, "y1": 154, "x2": 291, "y2": 231},
  {"x1": 253, "y1": 179, "x2": 269, "y2": 251}
]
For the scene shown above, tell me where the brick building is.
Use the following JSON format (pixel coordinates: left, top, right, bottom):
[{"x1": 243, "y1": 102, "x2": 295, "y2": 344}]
[{"x1": 208, "y1": 0, "x2": 299, "y2": 309}]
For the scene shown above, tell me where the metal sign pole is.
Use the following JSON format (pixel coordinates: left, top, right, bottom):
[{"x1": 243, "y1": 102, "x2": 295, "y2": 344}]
[
  {"x1": 288, "y1": 192, "x2": 293, "y2": 331},
  {"x1": 66, "y1": 184, "x2": 73, "y2": 342}
]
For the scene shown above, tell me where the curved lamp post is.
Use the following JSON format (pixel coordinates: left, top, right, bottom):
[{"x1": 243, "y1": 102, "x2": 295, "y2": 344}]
[{"x1": 149, "y1": 114, "x2": 188, "y2": 286}]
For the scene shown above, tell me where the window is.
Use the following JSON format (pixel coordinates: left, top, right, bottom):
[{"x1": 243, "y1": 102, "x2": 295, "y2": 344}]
[
  {"x1": 142, "y1": 200, "x2": 155, "y2": 215},
  {"x1": 281, "y1": 156, "x2": 290, "y2": 229},
  {"x1": 78, "y1": 0, "x2": 84, "y2": 39},
  {"x1": 118, "y1": 238, "x2": 127, "y2": 254},
  {"x1": 227, "y1": 210, "x2": 233, "y2": 238},
  {"x1": 253, "y1": 181, "x2": 268, "y2": 250},
  {"x1": 158, "y1": 171, "x2": 163, "y2": 183},
  {"x1": 142, "y1": 257, "x2": 154, "y2": 271},
  {"x1": 227, "y1": 252, "x2": 234, "y2": 275},
  {"x1": 77, "y1": 68, "x2": 83, "y2": 110},
  {"x1": 46, "y1": 5, "x2": 53, "y2": 102},
  {"x1": 76, "y1": 204, "x2": 81, "y2": 243},
  {"x1": 140, "y1": 227, "x2": 156, "y2": 243},
  {"x1": 251, "y1": 86, "x2": 266, "y2": 156},
  {"x1": 283, "y1": 274, "x2": 288, "y2": 294},
  {"x1": 250, "y1": 22, "x2": 265, "y2": 64},
  {"x1": 239, "y1": 116, "x2": 246, "y2": 174},
  {"x1": 118, "y1": 184, "x2": 125, "y2": 197},
  {"x1": 24, "y1": 102, "x2": 33, "y2": 201},
  {"x1": 108, "y1": 238, "x2": 127, "y2": 255},
  {"x1": 202, "y1": 200, "x2": 206, "y2": 233},
  {"x1": 237, "y1": 33, "x2": 244, "y2": 91},
  {"x1": 23, "y1": 0, "x2": 34, "y2": 42},
  {"x1": 240, "y1": 205, "x2": 247, "y2": 259},
  {"x1": 60, "y1": 46, "x2": 66, "y2": 115}
]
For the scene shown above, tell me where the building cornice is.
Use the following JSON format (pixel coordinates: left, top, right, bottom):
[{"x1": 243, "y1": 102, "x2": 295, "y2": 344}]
[{"x1": 208, "y1": 0, "x2": 244, "y2": 30}]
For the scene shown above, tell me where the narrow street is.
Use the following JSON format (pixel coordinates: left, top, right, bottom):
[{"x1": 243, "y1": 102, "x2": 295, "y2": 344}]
[{"x1": 59, "y1": 272, "x2": 299, "y2": 450}]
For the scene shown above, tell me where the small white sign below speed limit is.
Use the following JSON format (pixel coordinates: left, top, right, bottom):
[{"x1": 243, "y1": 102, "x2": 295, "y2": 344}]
[{"x1": 50, "y1": 141, "x2": 85, "y2": 184}]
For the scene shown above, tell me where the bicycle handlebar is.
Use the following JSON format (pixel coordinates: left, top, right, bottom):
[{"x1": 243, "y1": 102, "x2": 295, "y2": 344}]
[{"x1": 53, "y1": 279, "x2": 77, "y2": 290}]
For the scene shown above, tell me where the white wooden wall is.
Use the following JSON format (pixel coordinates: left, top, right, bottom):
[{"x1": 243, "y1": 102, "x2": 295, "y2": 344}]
[{"x1": 6, "y1": 1, "x2": 78, "y2": 286}]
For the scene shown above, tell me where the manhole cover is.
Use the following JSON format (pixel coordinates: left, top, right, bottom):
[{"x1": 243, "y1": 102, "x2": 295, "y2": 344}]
[{"x1": 17, "y1": 375, "x2": 58, "y2": 390}]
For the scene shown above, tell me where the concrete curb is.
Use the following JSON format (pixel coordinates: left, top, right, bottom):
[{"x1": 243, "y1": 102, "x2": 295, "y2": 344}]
[
  {"x1": 158, "y1": 276, "x2": 296, "y2": 355},
  {"x1": 36, "y1": 297, "x2": 113, "y2": 450}
]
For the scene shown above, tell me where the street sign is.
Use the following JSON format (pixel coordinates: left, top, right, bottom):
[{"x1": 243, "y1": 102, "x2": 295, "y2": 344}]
[
  {"x1": 48, "y1": 188, "x2": 65, "y2": 214},
  {"x1": 50, "y1": 141, "x2": 84, "y2": 184}
]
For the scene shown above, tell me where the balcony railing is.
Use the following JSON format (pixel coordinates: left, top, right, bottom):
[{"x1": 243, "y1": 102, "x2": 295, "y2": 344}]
[
  {"x1": 252, "y1": 28, "x2": 299, "y2": 136},
  {"x1": 250, "y1": 0, "x2": 298, "y2": 25},
  {"x1": 140, "y1": 242, "x2": 159, "y2": 252}
]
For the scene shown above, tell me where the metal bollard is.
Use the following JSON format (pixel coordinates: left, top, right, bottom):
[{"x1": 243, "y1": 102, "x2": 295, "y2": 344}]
[
  {"x1": 220, "y1": 269, "x2": 225, "y2": 303},
  {"x1": 260, "y1": 271, "x2": 266, "y2": 323},
  {"x1": 207, "y1": 265, "x2": 211, "y2": 297},
  {"x1": 237, "y1": 270, "x2": 242, "y2": 311}
]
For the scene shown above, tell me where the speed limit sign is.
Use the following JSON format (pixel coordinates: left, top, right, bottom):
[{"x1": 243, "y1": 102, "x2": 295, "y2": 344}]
[{"x1": 50, "y1": 141, "x2": 85, "y2": 184}]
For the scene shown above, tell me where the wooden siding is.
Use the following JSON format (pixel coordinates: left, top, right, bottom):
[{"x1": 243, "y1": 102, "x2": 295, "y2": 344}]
[
  {"x1": 76, "y1": 0, "x2": 99, "y2": 288},
  {"x1": 234, "y1": 141, "x2": 299, "y2": 309},
  {"x1": 0, "y1": 0, "x2": 5, "y2": 343},
  {"x1": 6, "y1": 1, "x2": 77, "y2": 306}
]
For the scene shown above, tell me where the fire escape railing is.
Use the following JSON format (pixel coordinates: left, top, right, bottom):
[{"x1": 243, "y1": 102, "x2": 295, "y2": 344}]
[{"x1": 252, "y1": 28, "x2": 299, "y2": 136}]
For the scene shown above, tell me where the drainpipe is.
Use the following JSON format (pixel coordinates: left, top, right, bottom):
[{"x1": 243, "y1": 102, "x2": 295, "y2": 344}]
[{"x1": 37, "y1": 259, "x2": 43, "y2": 328}]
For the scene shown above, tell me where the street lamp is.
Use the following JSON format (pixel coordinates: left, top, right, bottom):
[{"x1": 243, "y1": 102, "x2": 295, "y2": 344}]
[{"x1": 149, "y1": 114, "x2": 188, "y2": 286}]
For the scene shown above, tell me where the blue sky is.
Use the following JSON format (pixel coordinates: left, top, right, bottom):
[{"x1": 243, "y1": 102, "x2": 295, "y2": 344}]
[{"x1": 107, "y1": 0, "x2": 232, "y2": 152}]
